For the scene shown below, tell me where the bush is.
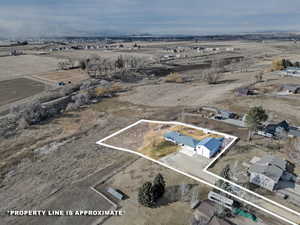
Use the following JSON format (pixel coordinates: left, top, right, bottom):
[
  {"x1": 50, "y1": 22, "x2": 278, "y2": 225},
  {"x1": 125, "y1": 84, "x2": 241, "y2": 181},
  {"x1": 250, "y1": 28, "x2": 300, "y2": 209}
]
[
  {"x1": 89, "y1": 84, "x2": 123, "y2": 98},
  {"x1": 10, "y1": 101, "x2": 48, "y2": 125},
  {"x1": 71, "y1": 93, "x2": 91, "y2": 107},
  {"x1": 165, "y1": 72, "x2": 185, "y2": 83},
  {"x1": 271, "y1": 58, "x2": 294, "y2": 71}
]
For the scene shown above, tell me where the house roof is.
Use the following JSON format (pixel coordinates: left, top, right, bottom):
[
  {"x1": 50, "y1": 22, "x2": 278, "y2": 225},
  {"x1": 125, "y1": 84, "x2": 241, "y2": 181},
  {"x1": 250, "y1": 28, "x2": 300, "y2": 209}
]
[
  {"x1": 282, "y1": 84, "x2": 300, "y2": 92},
  {"x1": 164, "y1": 131, "x2": 200, "y2": 148},
  {"x1": 196, "y1": 200, "x2": 216, "y2": 220},
  {"x1": 286, "y1": 67, "x2": 300, "y2": 71},
  {"x1": 265, "y1": 120, "x2": 289, "y2": 133},
  {"x1": 249, "y1": 155, "x2": 286, "y2": 182},
  {"x1": 164, "y1": 132, "x2": 223, "y2": 152},
  {"x1": 208, "y1": 217, "x2": 231, "y2": 225},
  {"x1": 257, "y1": 155, "x2": 287, "y2": 170},
  {"x1": 198, "y1": 137, "x2": 223, "y2": 152},
  {"x1": 249, "y1": 164, "x2": 283, "y2": 182},
  {"x1": 218, "y1": 110, "x2": 234, "y2": 117}
]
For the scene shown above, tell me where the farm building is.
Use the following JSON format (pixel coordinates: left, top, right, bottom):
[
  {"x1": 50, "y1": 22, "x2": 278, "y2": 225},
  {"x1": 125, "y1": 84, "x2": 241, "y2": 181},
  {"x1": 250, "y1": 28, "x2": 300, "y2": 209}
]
[
  {"x1": 248, "y1": 155, "x2": 288, "y2": 191},
  {"x1": 281, "y1": 84, "x2": 300, "y2": 94},
  {"x1": 163, "y1": 131, "x2": 223, "y2": 158}
]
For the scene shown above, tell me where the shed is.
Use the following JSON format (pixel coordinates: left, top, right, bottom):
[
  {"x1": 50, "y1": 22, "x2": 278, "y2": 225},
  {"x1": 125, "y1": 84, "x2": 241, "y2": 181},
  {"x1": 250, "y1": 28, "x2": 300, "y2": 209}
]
[
  {"x1": 235, "y1": 87, "x2": 253, "y2": 96},
  {"x1": 218, "y1": 110, "x2": 236, "y2": 119},
  {"x1": 106, "y1": 187, "x2": 124, "y2": 200}
]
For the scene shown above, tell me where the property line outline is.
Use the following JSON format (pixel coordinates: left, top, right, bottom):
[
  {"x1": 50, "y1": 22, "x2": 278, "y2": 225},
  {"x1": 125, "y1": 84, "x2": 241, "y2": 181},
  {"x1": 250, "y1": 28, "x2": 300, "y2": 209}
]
[{"x1": 96, "y1": 119, "x2": 299, "y2": 225}]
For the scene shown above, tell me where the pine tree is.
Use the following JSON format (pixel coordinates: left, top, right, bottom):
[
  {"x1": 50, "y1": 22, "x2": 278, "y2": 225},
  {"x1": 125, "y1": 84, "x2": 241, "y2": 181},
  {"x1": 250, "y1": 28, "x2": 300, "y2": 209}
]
[
  {"x1": 153, "y1": 173, "x2": 166, "y2": 199},
  {"x1": 138, "y1": 182, "x2": 155, "y2": 207}
]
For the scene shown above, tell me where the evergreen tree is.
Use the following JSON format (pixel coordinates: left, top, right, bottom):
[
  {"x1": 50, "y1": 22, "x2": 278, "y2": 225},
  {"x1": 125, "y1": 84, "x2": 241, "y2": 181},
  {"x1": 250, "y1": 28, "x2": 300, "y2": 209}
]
[
  {"x1": 153, "y1": 173, "x2": 166, "y2": 199},
  {"x1": 138, "y1": 182, "x2": 155, "y2": 207}
]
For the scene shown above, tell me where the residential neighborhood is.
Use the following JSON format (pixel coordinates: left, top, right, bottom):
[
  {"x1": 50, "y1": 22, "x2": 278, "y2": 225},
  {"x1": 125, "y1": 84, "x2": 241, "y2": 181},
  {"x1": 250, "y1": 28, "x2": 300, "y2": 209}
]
[{"x1": 2, "y1": 1, "x2": 300, "y2": 224}]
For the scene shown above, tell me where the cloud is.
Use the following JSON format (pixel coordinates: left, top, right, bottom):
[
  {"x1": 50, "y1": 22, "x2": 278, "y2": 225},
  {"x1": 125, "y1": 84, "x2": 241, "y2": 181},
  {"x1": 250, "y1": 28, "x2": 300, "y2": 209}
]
[{"x1": 0, "y1": 0, "x2": 300, "y2": 38}]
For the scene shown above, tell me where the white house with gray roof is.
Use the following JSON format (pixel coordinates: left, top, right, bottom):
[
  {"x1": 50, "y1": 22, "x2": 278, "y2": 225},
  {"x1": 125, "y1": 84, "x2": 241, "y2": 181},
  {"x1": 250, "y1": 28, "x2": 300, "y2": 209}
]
[{"x1": 248, "y1": 155, "x2": 287, "y2": 191}]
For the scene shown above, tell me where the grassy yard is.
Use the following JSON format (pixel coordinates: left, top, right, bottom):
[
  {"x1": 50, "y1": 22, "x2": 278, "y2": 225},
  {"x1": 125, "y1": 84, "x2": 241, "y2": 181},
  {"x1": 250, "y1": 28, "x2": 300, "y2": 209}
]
[{"x1": 139, "y1": 139, "x2": 180, "y2": 160}]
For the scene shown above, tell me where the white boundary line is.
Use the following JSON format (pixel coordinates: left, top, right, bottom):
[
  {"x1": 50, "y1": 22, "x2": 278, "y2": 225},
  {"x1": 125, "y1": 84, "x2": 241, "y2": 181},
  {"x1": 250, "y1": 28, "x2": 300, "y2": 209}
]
[{"x1": 96, "y1": 119, "x2": 299, "y2": 225}]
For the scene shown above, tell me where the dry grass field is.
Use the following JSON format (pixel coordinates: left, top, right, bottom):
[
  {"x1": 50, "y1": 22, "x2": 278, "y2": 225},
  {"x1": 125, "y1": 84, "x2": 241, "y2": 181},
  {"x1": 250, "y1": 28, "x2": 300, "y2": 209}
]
[
  {"x1": 0, "y1": 77, "x2": 45, "y2": 106},
  {"x1": 50, "y1": 50, "x2": 155, "y2": 61},
  {"x1": 1, "y1": 39, "x2": 300, "y2": 225},
  {"x1": 34, "y1": 69, "x2": 88, "y2": 84},
  {"x1": 0, "y1": 55, "x2": 60, "y2": 81}
]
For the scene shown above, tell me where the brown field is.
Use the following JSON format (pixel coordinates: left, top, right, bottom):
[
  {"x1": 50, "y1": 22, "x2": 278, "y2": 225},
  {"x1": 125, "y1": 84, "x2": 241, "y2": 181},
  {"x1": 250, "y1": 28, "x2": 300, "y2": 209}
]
[
  {"x1": 50, "y1": 50, "x2": 155, "y2": 61},
  {"x1": 0, "y1": 55, "x2": 60, "y2": 81},
  {"x1": 35, "y1": 69, "x2": 88, "y2": 84},
  {"x1": 0, "y1": 77, "x2": 45, "y2": 106},
  {"x1": 2, "y1": 39, "x2": 300, "y2": 225}
]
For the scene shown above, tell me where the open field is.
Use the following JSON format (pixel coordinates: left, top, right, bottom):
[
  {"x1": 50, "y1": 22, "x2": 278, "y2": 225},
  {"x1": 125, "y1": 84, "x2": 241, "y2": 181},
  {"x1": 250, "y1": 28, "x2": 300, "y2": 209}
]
[
  {"x1": 0, "y1": 77, "x2": 45, "y2": 106},
  {"x1": 50, "y1": 50, "x2": 155, "y2": 61},
  {"x1": 33, "y1": 69, "x2": 88, "y2": 84},
  {"x1": 0, "y1": 55, "x2": 60, "y2": 81},
  {"x1": 1, "y1": 39, "x2": 300, "y2": 225}
]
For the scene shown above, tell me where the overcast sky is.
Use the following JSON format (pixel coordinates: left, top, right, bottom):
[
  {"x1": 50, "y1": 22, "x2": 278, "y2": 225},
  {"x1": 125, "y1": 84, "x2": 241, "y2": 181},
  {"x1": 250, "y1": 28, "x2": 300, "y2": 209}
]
[{"x1": 1, "y1": 0, "x2": 300, "y2": 38}]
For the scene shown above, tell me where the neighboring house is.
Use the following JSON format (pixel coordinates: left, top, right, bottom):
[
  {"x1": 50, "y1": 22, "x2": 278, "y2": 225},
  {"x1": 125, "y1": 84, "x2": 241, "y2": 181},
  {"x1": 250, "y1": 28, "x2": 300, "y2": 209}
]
[
  {"x1": 106, "y1": 187, "x2": 124, "y2": 200},
  {"x1": 195, "y1": 200, "x2": 231, "y2": 225},
  {"x1": 281, "y1": 84, "x2": 300, "y2": 94},
  {"x1": 235, "y1": 87, "x2": 253, "y2": 96},
  {"x1": 289, "y1": 126, "x2": 300, "y2": 137},
  {"x1": 164, "y1": 131, "x2": 223, "y2": 158},
  {"x1": 218, "y1": 110, "x2": 237, "y2": 119},
  {"x1": 208, "y1": 217, "x2": 231, "y2": 225},
  {"x1": 196, "y1": 200, "x2": 216, "y2": 222},
  {"x1": 257, "y1": 120, "x2": 289, "y2": 138},
  {"x1": 283, "y1": 67, "x2": 300, "y2": 77},
  {"x1": 248, "y1": 155, "x2": 287, "y2": 191}
]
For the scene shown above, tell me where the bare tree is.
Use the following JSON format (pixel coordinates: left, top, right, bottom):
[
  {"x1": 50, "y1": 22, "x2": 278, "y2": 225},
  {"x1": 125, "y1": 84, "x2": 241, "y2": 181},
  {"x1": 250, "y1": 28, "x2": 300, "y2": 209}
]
[
  {"x1": 202, "y1": 68, "x2": 223, "y2": 84},
  {"x1": 244, "y1": 106, "x2": 268, "y2": 142},
  {"x1": 255, "y1": 71, "x2": 264, "y2": 83},
  {"x1": 190, "y1": 188, "x2": 199, "y2": 208},
  {"x1": 239, "y1": 58, "x2": 253, "y2": 72}
]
